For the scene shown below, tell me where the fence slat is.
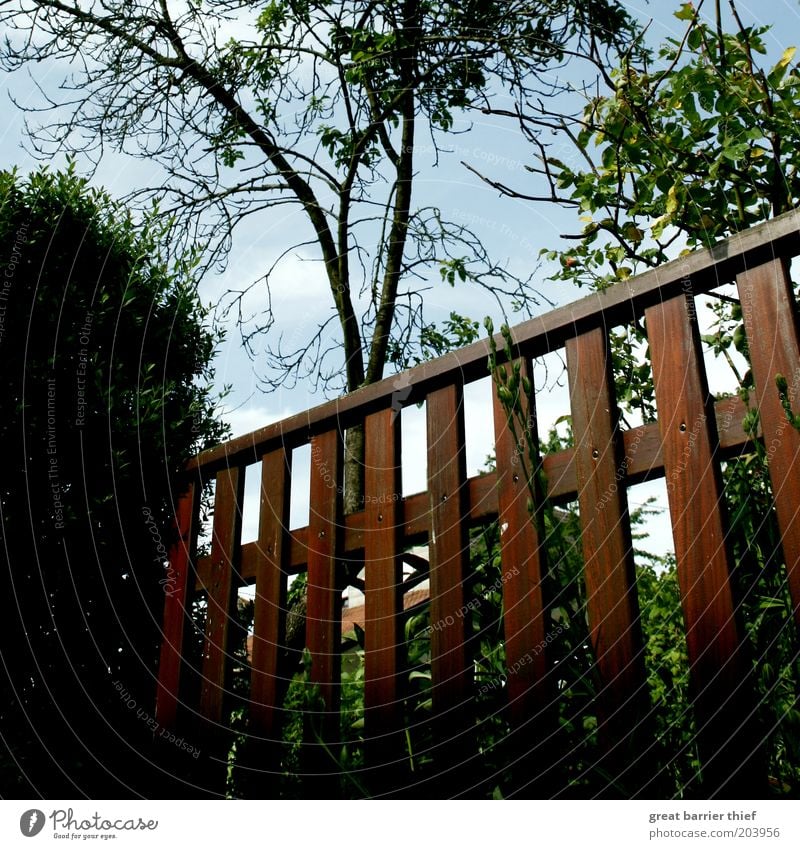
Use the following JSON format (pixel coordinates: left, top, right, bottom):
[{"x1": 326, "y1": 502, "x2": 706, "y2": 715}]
[
  {"x1": 737, "y1": 257, "x2": 800, "y2": 628},
  {"x1": 491, "y1": 358, "x2": 560, "y2": 791},
  {"x1": 200, "y1": 467, "x2": 244, "y2": 723},
  {"x1": 250, "y1": 447, "x2": 292, "y2": 736},
  {"x1": 566, "y1": 328, "x2": 650, "y2": 778},
  {"x1": 427, "y1": 382, "x2": 471, "y2": 715},
  {"x1": 155, "y1": 482, "x2": 200, "y2": 730},
  {"x1": 491, "y1": 360, "x2": 551, "y2": 719},
  {"x1": 425, "y1": 382, "x2": 475, "y2": 796},
  {"x1": 364, "y1": 407, "x2": 403, "y2": 757},
  {"x1": 306, "y1": 428, "x2": 343, "y2": 735},
  {"x1": 646, "y1": 292, "x2": 761, "y2": 794}
]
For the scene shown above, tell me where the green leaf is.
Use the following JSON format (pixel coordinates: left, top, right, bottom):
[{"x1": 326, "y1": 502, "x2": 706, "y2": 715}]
[
  {"x1": 666, "y1": 185, "x2": 679, "y2": 215},
  {"x1": 651, "y1": 213, "x2": 671, "y2": 238},
  {"x1": 687, "y1": 27, "x2": 703, "y2": 51},
  {"x1": 778, "y1": 46, "x2": 796, "y2": 69}
]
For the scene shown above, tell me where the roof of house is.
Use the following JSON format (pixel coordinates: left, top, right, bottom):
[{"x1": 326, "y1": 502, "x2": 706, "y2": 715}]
[
  {"x1": 341, "y1": 586, "x2": 430, "y2": 632},
  {"x1": 245, "y1": 584, "x2": 430, "y2": 660}
]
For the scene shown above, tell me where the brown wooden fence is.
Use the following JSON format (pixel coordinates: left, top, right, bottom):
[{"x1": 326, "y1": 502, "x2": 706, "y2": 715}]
[{"x1": 154, "y1": 210, "x2": 800, "y2": 797}]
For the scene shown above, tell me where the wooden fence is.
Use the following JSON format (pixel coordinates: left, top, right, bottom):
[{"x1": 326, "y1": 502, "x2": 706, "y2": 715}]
[{"x1": 154, "y1": 210, "x2": 800, "y2": 797}]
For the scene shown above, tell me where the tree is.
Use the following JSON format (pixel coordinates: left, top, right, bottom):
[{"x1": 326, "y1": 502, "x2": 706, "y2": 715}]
[
  {"x1": 0, "y1": 164, "x2": 228, "y2": 797},
  {"x1": 479, "y1": 0, "x2": 800, "y2": 285},
  {"x1": 482, "y1": 0, "x2": 800, "y2": 792},
  {"x1": 0, "y1": 0, "x2": 639, "y2": 507}
]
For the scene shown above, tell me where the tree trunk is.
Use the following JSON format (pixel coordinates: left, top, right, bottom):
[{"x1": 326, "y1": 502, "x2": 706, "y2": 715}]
[{"x1": 343, "y1": 424, "x2": 365, "y2": 516}]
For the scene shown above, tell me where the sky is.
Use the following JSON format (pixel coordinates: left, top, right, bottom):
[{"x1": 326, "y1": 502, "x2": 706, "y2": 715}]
[{"x1": 3, "y1": 0, "x2": 800, "y2": 555}]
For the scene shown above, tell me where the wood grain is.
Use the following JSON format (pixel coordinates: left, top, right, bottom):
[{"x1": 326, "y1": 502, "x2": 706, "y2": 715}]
[
  {"x1": 250, "y1": 447, "x2": 292, "y2": 736},
  {"x1": 427, "y1": 383, "x2": 471, "y2": 714},
  {"x1": 566, "y1": 328, "x2": 649, "y2": 767},
  {"x1": 155, "y1": 482, "x2": 199, "y2": 729},
  {"x1": 647, "y1": 292, "x2": 760, "y2": 794},
  {"x1": 738, "y1": 258, "x2": 800, "y2": 629},
  {"x1": 199, "y1": 467, "x2": 244, "y2": 723},
  {"x1": 306, "y1": 428, "x2": 343, "y2": 734}
]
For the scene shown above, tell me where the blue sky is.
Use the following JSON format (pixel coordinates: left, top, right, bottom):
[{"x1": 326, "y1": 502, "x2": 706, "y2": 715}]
[{"x1": 2, "y1": 0, "x2": 800, "y2": 552}]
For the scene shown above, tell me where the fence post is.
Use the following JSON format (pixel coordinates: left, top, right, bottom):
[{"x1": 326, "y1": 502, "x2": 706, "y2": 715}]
[
  {"x1": 155, "y1": 481, "x2": 200, "y2": 730},
  {"x1": 363, "y1": 407, "x2": 404, "y2": 785},
  {"x1": 566, "y1": 327, "x2": 652, "y2": 793},
  {"x1": 426, "y1": 381, "x2": 474, "y2": 793},
  {"x1": 199, "y1": 467, "x2": 244, "y2": 724},
  {"x1": 249, "y1": 446, "x2": 293, "y2": 786},
  {"x1": 305, "y1": 428, "x2": 344, "y2": 785},
  {"x1": 738, "y1": 257, "x2": 800, "y2": 629},
  {"x1": 647, "y1": 292, "x2": 764, "y2": 796},
  {"x1": 491, "y1": 357, "x2": 558, "y2": 793}
]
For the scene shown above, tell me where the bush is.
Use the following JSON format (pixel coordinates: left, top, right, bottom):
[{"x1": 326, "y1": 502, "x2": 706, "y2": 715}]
[{"x1": 0, "y1": 165, "x2": 228, "y2": 797}]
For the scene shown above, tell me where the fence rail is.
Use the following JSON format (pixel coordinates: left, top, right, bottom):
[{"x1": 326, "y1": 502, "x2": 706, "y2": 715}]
[{"x1": 155, "y1": 209, "x2": 800, "y2": 796}]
